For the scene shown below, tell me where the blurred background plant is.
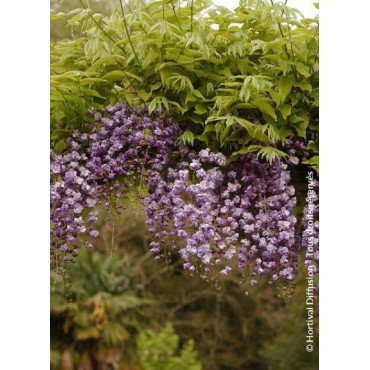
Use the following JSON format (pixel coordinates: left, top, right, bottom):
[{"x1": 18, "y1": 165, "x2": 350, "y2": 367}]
[
  {"x1": 137, "y1": 323, "x2": 201, "y2": 370},
  {"x1": 51, "y1": 205, "x2": 318, "y2": 370},
  {"x1": 50, "y1": 245, "x2": 152, "y2": 369}
]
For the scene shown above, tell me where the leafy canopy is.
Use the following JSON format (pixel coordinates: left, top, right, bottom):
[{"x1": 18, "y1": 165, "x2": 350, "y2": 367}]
[{"x1": 51, "y1": 0, "x2": 318, "y2": 162}]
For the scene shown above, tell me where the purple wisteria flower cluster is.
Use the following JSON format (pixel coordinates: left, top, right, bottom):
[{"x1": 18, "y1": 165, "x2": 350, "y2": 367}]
[
  {"x1": 280, "y1": 135, "x2": 313, "y2": 166},
  {"x1": 145, "y1": 148, "x2": 299, "y2": 285},
  {"x1": 50, "y1": 103, "x2": 180, "y2": 264},
  {"x1": 51, "y1": 100, "x2": 318, "y2": 288}
]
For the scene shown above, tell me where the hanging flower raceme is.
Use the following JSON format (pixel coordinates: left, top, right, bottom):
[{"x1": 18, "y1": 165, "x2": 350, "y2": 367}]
[
  {"x1": 145, "y1": 148, "x2": 299, "y2": 286},
  {"x1": 50, "y1": 103, "x2": 180, "y2": 263}
]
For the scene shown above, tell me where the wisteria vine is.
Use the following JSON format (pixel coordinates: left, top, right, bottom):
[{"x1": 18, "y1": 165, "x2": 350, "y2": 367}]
[{"x1": 50, "y1": 102, "x2": 319, "y2": 286}]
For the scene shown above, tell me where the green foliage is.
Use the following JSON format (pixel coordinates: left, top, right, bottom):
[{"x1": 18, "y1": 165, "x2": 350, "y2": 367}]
[
  {"x1": 138, "y1": 323, "x2": 202, "y2": 370},
  {"x1": 230, "y1": 144, "x2": 288, "y2": 163},
  {"x1": 50, "y1": 248, "x2": 152, "y2": 364},
  {"x1": 50, "y1": 0, "x2": 116, "y2": 41},
  {"x1": 51, "y1": 206, "x2": 318, "y2": 370},
  {"x1": 303, "y1": 155, "x2": 319, "y2": 172},
  {"x1": 50, "y1": 0, "x2": 319, "y2": 162}
]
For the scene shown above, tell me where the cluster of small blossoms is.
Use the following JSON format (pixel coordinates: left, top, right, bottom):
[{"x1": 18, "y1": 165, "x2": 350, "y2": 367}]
[
  {"x1": 281, "y1": 135, "x2": 312, "y2": 166},
  {"x1": 302, "y1": 178, "x2": 319, "y2": 277},
  {"x1": 51, "y1": 100, "x2": 318, "y2": 287},
  {"x1": 50, "y1": 103, "x2": 180, "y2": 264},
  {"x1": 50, "y1": 147, "x2": 98, "y2": 262},
  {"x1": 145, "y1": 148, "x2": 298, "y2": 285}
]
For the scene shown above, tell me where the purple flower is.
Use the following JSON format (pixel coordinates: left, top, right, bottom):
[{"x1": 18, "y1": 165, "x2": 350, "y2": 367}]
[{"x1": 89, "y1": 230, "x2": 99, "y2": 238}]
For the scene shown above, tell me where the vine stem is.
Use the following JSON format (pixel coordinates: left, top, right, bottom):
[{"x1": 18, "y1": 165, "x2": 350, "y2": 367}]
[
  {"x1": 136, "y1": 146, "x2": 149, "y2": 217},
  {"x1": 79, "y1": 0, "x2": 124, "y2": 53},
  {"x1": 270, "y1": 0, "x2": 298, "y2": 80},
  {"x1": 170, "y1": 0, "x2": 184, "y2": 32},
  {"x1": 309, "y1": 25, "x2": 319, "y2": 85},
  {"x1": 110, "y1": 221, "x2": 115, "y2": 258},
  {"x1": 78, "y1": 0, "x2": 143, "y2": 71},
  {"x1": 118, "y1": 0, "x2": 143, "y2": 69},
  {"x1": 307, "y1": 23, "x2": 319, "y2": 63},
  {"x1": 190, "y1": 0, "x2": 194, "y2": 32},
  {"x1": 53, "y1": 254, "x2": 59, "y2": 292}
]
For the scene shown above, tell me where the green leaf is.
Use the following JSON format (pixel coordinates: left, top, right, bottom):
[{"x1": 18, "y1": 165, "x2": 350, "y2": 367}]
[
  {"x1": 312, "y1": 89, "x2": 319, "y2": 105},
  {"x1": 270, "y1": 90, "x2": 281, "y2": 105},
  {"x1": 290, "y1": 112, "x2": 309, "y2": 138},
  {"x1": 233, "y1": 117, "x2": 255, "y2": 131},
  {"x1": 160, "y1": 69, "x2": 171, "y2": 85},
  {"x1": 307, "y1": 141, "x2": 318, "y2": 153},
  {"x1": 226, "y1": 116, "x2": 236, "y2": 127},
  {"x1": 232, "y1": 145, "x2": 262, "y2": 156},
  {"x1": 279, "y1": 104, "x2": 292, "y2": 120},
  {"x1": 84, "y1": 38, "x2": 99, "y2": 59},
  {"x1": 103, "y1": 70, "x2": 126, "y2": 82},
  {"x1": 179, "y1": 130, "x2": 195, "y2": 145},
  {"x1": 150, "y1": 82, "x2": 162, "y2": 91},
  {"x1": 51, "y1": 129, "x2": 70, "y2": 141},
  {"x1": 54, "y1": 140, "x2": 67, "y2": 154},
  {"x1": 83, "y1": 89, "x2": 105, "y2": 99},
  {"x1": 195, "y1": 134, "x2": 209, "y2": 145},
  {"x1": 138, "y1": 90, "x2": 151, "y2": 101},
  {"x1": 254, "y1": 99, "x2": 277, "y2": 121},
  {"x1": 148, "y1": 100, "x2": 157, "y2": 114},
  {"x1": 303, "y1": 155, "x2": 319, "y2": 172},
  {"x1": 295, "y1": 62, "x2": 311, "y2": 78},
  {"x1": 263, "y1": 38, "x2": 288, "y2": 52},
  {"x1": 220, "y1": 126, "x2": 231, "y2": 145},
  {"x1": 278, "y1": 75, "x2": 294, "y2": 104},
  {"x1": 123, "y1": 71, "x2": 142, "y2": 82},
  {"x1": 261, "y1": 123, "x2": 280, "y2": 143},
  {"x1": 148, "y1": 97, "x2": 169, "y2": 114},
  {"x1": 230, "y1": 145, "x2": 287, "y2": 164},
  {"x1": 278, "y1": 58, "x2": 290, "y2": 75},
  {"x1": 256, "y1": 146, "x2": 288, "y2": 163},
  {"x1": 293, "y1": 80, "x2": 312, "y2": 93},
  {"x1": 194, "y1": 104, "x2": 207, "y2": 115},
  {"x1": 79, "y1": 78, "x2": 106, "y2": 86},
  {"x1": 189, "y1": 115, "x2": 205, "y2": 124},
  {"x1": 207, "y1": 82, "x2": 214, "y2": 95},
  {"x1": 155, "y1": 62, "x2": 177, "y2": 72},
  {"x1": 191, "y1": 89, "x2": 205, "y2": 100},
  {"x1": 203, "y1": 124, "x2": 215, "y2": 133}
]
